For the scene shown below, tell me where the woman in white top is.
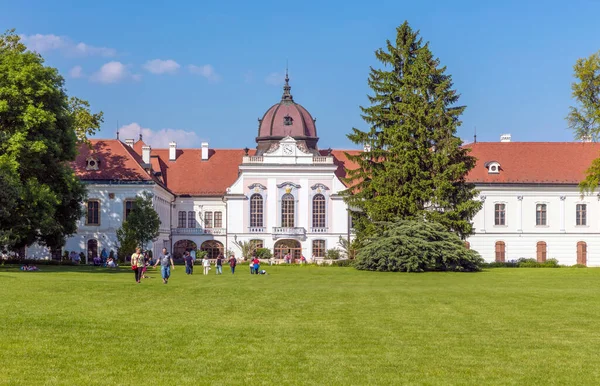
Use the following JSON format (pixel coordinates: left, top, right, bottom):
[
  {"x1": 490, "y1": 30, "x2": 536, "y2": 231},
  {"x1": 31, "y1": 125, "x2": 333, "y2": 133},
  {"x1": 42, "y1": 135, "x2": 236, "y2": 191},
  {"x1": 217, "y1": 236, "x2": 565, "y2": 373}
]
[{"x1": 202, "y1": 256, "x2": 210, "y2": 275}]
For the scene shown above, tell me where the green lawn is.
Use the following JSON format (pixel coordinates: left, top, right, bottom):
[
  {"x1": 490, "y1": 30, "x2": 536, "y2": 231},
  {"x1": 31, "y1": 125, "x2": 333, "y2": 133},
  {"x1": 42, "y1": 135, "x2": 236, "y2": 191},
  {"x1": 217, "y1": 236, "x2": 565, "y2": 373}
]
[{"x1": 1, "y1": 265, "x2": 600, "y2": 385}]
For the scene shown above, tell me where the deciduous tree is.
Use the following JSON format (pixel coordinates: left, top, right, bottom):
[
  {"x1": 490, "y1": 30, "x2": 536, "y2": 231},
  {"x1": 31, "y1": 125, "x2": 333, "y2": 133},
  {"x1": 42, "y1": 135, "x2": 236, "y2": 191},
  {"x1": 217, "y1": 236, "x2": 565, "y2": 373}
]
[
  {"x1": 566, "y1": 51, "x2": 600, "y2": 192},
  {"x1": 0, "y1": 29, "x2": 102, "y2": 251}
]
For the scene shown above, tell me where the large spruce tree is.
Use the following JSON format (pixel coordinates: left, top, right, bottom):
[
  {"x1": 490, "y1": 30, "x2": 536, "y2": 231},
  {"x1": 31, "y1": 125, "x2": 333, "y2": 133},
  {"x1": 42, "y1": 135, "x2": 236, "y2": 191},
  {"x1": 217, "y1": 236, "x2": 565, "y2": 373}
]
[{"x1": 343, "y1": 22, "x2": 481, "y2": 242}]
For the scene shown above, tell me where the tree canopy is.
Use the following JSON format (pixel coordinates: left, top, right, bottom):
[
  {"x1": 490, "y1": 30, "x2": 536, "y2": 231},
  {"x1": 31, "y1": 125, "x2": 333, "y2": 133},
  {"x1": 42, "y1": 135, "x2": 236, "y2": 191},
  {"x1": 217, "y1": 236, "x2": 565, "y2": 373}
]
[
  {"x1": 342, "y1": 21, "x2": 481, "y2": 243},
  {"x1": 0, "y1": 29, "x2": 103, "y2": 250},
  {"x1": 116, "y1": 192, "x2": 160, "y2": 257},
  {"x1": 566, "y1": 51, "x2": 600, "y2": 192},
  {"x1": 354, "y1": 220, "x2": 483, "y2": 272}
]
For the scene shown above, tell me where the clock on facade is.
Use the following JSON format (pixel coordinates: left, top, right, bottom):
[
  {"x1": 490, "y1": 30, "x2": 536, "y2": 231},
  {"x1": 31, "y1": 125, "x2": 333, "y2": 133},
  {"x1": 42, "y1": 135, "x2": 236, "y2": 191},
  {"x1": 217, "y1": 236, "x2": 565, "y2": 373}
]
[{"x1": 283, "y1": 145, "x2": 293, "y2": 155}]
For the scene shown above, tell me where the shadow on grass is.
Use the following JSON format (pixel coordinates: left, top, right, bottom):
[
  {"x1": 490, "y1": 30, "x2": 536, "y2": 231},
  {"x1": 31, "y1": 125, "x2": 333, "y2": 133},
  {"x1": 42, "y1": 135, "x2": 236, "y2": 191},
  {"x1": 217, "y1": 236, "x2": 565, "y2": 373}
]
[{"x1": 0, "y1": 265, "x2": 136, "y2": 274}]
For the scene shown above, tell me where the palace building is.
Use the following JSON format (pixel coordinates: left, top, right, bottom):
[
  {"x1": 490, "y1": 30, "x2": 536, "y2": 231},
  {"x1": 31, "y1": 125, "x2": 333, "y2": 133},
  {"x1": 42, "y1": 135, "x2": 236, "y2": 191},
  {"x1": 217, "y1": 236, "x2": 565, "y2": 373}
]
[{"x1": 24, "y1": 76, "x2": 600, "y2": 266}]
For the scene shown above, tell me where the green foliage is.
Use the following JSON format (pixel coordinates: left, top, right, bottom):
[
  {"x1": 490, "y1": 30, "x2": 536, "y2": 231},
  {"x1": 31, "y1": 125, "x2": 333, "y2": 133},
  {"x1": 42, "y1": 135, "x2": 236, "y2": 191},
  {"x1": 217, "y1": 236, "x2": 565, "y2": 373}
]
[
  {"x1": 330, "y1": 259, "x2": 354, "y2": 267},
  {"x1": 483, "y1": 258, "x2": 561, "y2": 268},
  {"x1": 122, "y1": 192, "x2": 160, "y2": 250},
  {"x1": 255, "y1": 248, "x2": 272, "y2": 259},
  {"x1": 566, "y1": 51, "x2": 600, "y2": 192},
  {"x1": 233, "y1": 240, "x2": 257, "y2": 259},
  {"x1": 0, "y1": 29, "x2": 102, "y2": 250},
  {"x1": 342, "y1": 22, "x2": 481, "y2": 243},
  {"x1": 355, "y1": 220, "x2": 483, "y2": 272},
  {"x1": 116, "y1": 221, "x2": 137, "y2": 263},
  {"x1": 572, "y1": 264, "x2": 588, "y2": 268},
  {"x1": 326, "y1": 248, "x2": 341, "y2": 260},
  {"x1": 338, "y1": 236, "x2": 359, "y2": 259},
  {"x1": 68, "y1": 97, "x2": 104, "y2": 144},
  {"x1": 196, "y1": 250, "x2": 207, "y2": 259}
]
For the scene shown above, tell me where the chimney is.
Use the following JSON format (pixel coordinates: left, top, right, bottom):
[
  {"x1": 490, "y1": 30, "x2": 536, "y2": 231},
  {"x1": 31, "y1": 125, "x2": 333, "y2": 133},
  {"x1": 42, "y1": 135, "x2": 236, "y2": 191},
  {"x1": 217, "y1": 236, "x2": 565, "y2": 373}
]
[
  {"x1": 363, "y1": 143, "x2": 371, "y2": 152},
  {"x1": 500, "y1": 134, "x2": 511, "y2": 143},
  {"x1": 581, "y1": 135, "x2": 592, "y2": 143},
  {"x1": 201, "y1": 142, "x2": 209, "y2": 161},
  {"x1": 169, "y1": 142, "x2": 177, "y2": 161},
  {"x1": 142, "y1": 145, "x2": 151, "y2": 164},
  {"x1": 125, "y1": 139, "x2": 134, "y2": 147}
]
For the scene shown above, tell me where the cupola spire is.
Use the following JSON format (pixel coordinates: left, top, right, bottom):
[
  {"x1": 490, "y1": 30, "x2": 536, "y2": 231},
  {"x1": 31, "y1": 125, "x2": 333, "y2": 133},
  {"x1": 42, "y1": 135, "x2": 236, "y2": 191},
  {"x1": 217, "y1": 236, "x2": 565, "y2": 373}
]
[{"x1": 282, "y1": 67, "x2": 293, "y2": 102}]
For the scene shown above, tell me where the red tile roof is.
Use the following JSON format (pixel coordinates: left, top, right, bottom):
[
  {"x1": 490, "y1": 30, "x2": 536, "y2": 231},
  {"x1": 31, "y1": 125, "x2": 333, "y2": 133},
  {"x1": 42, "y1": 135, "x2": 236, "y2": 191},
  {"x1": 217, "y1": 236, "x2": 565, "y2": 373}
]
[
  {"x1": 465, "y1": 142, "x2": 600, "y2": 184},
  {"x1": 149, "y1": 148, "x2": 253, "y2": 195},
  {"x1": 73, "y1": 140, "x2": 154, "y2": 181}
]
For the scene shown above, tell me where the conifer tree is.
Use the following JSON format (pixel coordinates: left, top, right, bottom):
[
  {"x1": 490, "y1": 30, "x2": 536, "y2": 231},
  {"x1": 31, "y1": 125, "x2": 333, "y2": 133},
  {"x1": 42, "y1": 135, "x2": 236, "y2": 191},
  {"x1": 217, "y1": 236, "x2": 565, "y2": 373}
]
[{"x1": 343, "y1": 21, "x2": 481, "y2": 241}]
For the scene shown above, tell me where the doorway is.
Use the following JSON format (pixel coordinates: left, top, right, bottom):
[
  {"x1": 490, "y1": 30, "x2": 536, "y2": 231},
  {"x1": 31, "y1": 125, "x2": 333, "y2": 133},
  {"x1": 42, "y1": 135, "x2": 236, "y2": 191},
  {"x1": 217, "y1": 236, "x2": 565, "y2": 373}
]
[{"x1": 274, "y1": 239, "x2": 302, "y2": 261}]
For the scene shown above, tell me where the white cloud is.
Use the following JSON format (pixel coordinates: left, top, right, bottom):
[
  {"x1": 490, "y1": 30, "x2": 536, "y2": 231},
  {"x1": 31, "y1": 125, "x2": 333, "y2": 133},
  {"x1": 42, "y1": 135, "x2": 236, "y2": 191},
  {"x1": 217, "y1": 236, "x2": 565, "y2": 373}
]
[
  {"x1": 20, "y1": 34, "x2": 116, "y2": 57},
  {"x1": 188, "y1": 64, "x2": 220, "y2": 82},
  {"x1": 143, "y1": 59, "x2": 180, "y2": 75},
  {"x1": 118, "y1": 123, "x2": 202, "y2": 148},
  {"x1": 69, "y1": 65, "x2": 84, "y2": 79},
  {"x1": 90, "y1": 61, "x2": 130, "y2": 84},
  {"x1": 265, "y1": 72, "x2": 284, "y2": 86}
]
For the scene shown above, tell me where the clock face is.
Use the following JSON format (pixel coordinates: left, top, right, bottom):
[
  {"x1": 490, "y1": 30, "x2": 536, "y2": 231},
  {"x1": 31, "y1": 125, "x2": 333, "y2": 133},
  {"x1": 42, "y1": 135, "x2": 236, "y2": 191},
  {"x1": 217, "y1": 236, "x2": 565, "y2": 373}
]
[{"x1": 283, "y1": 145, "x2": 293, "y2": 155}]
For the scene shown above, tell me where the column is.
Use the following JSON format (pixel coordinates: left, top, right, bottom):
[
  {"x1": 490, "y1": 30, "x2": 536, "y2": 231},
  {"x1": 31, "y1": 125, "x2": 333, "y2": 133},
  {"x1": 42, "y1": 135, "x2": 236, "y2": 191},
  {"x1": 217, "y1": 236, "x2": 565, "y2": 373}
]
[
  {"x1": 517, "y1": 195, "x2": 523, "y2": 233},
  {"x1": 560, "y1": 195, "x2": 566, "y2": 233},
  {"x1": 479, "y1": 195, "x2": 486, "y2": 233}
]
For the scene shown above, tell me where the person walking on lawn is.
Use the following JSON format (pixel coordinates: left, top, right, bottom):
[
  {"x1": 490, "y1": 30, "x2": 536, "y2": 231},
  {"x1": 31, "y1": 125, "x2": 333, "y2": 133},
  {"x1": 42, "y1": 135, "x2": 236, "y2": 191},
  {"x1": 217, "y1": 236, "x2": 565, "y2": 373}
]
[
  {"x1": 228, "y1": 255, "x2": 237, "y2": 274},
  {"x1": 130, "y1": 247, "x2": 144, "y2": 284},
  {"x1": 153, "y1": 248, "x2": 175, "y2": 284},
  {"x1": 184, "y1": 251, "x2": 194, "y2": 275},
  {"x1": 202, "y1": 255, "x2": 211, "y2": 275},
  {"x1": 215, "y1": 254, "x2": 223, "y2": 275},
  {"x1": 252, "y1": 256, "x2": 260, "y2": 275}
]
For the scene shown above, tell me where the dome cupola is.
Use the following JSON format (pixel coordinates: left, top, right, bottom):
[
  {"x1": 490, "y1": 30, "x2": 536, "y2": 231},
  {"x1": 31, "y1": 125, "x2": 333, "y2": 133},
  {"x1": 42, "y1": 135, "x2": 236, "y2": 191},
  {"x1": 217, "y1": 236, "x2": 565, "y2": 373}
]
[{"x1": 256, "y1": 73, "x2": 319, "y2": 154}]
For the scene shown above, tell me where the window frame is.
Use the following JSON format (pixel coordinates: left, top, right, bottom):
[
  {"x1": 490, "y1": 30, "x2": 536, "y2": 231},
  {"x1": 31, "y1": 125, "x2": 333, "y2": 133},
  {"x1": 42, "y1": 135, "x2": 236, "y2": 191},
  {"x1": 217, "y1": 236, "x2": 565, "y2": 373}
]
[
  {"x1": 535, "y1": 203, "x2": 547, "y2": 226},
  {"x1": 250, "y1": 194, "x2": 264, "y2": 228},
  {"x1": 188, "y1": 211, "x2": 197, "y2": 229},
  {"x1": 281, "y1": 193, "x2": 295, "y2": 228},
  {"x1": 576, "y1": 204, "x2": 587, "y2": 226},
  {"x1": 214, "y1": 211, "x2": 223, "y2": 228},
  {"x1": 204, "y1": 211, "x2": 213, "y2": 229},
  {"x1": 312, "y1": 240, "x2": 325, "y2": 258},
  {"x1": 536, "y1": 241, "x2": 547, "y2": 262},
  {"x1": 124, "y1": 199, "x2": 136, "y2": 221},
  {"x1": 495, "y1": 241, "x2": 506, "y2": 262},
  {"x1": 86, "y1": 200, "x2": 101, "y2": 226},
  {"x1": 494, "y1": 203, "x2": 506, "y2": 226},
  {"x1": 178, "y1": 211, "x2": 187, "y2": 228},
  {"x1": 312, "y1": 194, "x2": 326, "y2": 228}
]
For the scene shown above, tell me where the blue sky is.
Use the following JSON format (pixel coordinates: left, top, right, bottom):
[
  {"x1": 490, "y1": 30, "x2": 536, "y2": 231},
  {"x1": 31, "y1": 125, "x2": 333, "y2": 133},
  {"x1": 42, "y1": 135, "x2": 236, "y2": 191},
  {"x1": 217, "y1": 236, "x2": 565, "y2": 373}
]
[{"x1": 2, "y1": 0, "x2": 600, "y2": 149}]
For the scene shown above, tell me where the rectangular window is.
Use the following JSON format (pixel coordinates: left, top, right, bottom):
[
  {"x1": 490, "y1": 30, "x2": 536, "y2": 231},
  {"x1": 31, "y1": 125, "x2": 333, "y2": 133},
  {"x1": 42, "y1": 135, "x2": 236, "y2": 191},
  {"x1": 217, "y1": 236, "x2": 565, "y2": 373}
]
[
  {"x1": 494, "y1": 203, "x2": 506, "y2": 226},
  {"x1": 87, "y1": 200, "x2": 100, "y2": 225},
  {"x1": 250, "y1": 239, "x2": 263, "y2": 250},
  {"x1": 577, "y1": 204, "x2": 587, "y2": 226},
  {"x1": 124, "y1": 200, "x2": 135, "y2": 221},
  {"x1": 205, "y1": 211, "x2": 213, "y2": 228},
  {"x1": 188, "y1": 211, "x2": 196, "y2": 228},
  {"x1": 214, "y1": 211, "x2": 223, "y2": 228},
  {"x1": 178, "y1": 211, "x2": 186, "y2": 228},
  {"x1": 312, "y1": 240, "x2": 325, "y2": 258},
  {"x1": 536, "y1": 204, "x2": 547, "y2": 226}
]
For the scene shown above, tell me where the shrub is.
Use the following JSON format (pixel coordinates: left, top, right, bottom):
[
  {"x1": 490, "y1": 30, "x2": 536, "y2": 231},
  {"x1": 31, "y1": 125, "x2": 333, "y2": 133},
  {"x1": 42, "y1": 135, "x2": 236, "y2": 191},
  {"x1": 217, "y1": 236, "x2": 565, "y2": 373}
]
[
  {"x1": 355, "y1": 220, "x2": 483, "y2": 272},
  {"x1": 326, "y1": 249, "x2": 341, "y2": 260},
  {"x1": 572, "y1": 264, "x2": 587, "y2": 268},
  {"x1": 255, "y1": 248, "x2": 272, "y2": 259},
  {"x1": 482, "y1": 261, "x2": 518, "y2": 268},
  {"x1": 196, "y1": 250, "x2": 207, "y2": 259},
  {"x1": 331, "y1": 259, "x2": 354, "y2": 267}
]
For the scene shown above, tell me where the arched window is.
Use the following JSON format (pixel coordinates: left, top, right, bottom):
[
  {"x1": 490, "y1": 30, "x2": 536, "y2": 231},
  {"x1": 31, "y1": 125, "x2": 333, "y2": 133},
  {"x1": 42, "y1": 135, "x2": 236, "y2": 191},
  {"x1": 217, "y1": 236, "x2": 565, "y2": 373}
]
[
  {"x1": 250, "y1": 194, "x2": 263, "y2": 228},
  {"x1": 178, "y1": 211, "x2": 187, "y2": 228},
  {"x1": 536, "y1": 241, "x2": 547, "y2": 262},
  {"x1": 495, "y1": 241, "x2": 505, "y2": 262},
  {"x1": 201, "y1": 240, "x2": 224, "y2": 259},
  {"x1": 312, "y1": 194, "x2": 326, "y2": 228},
  {"x1": 577, "y1": 241, "x2": 587, "y2": 266},
  {"x1": 188, "y1": 211, "x2": 196, "y2": 228},
  {"x1": 281, "y1": 193, "x2": 295, "y2": 227},
  {"x1": 173, "y1": 240, "x2": 197, "y2": 259}
]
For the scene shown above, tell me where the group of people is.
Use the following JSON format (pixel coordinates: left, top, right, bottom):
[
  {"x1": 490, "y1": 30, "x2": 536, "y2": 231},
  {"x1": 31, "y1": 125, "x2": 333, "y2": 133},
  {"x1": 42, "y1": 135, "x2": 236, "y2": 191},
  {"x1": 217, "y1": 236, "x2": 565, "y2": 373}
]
[{"x1": 129, "y1": 248, "x2": 267, "y2": 284}]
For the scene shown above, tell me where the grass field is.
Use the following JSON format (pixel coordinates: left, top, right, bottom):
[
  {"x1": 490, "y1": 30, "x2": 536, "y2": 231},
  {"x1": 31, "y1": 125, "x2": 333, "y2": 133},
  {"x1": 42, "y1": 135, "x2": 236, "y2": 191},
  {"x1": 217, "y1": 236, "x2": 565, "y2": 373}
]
[{"x1": 2, "y1": 265, "x2": 600, "y2": 385}]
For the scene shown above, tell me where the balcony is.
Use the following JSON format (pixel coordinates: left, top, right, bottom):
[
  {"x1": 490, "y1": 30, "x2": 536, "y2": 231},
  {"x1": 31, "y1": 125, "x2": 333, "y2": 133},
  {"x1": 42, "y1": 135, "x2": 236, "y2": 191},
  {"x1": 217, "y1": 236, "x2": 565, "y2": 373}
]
[
  {"x1": 272, "y1": 227, "x2": 307, "y2": 239},
  {"x1": 172, "y1": 228, "x2": 226, "y2": 236},
  {"x1": 310, "y1": 227, "x2": 329, "y2": 233},
  {"x1": 249, "y1": 227, "x2": 266, "y2": 233}
]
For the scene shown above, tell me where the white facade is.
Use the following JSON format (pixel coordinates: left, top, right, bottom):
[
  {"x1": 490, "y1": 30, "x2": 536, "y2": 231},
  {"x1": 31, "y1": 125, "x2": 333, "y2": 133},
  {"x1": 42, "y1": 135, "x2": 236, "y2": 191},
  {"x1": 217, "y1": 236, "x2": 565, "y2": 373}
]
[{"x1": 467, "y1": 185, "x2": 598, "y2": 265}]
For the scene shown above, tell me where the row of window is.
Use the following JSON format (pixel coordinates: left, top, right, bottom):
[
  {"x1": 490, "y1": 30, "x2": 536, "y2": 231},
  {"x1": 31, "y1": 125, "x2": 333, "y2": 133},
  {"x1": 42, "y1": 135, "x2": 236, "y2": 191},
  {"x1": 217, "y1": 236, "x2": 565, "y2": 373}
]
[
  {"x1": 178, "y1": 211, "x2": 223, "y2": 228},
  {"x1": 494, "y1": 203, "x2": 587, "y2": 226},
  {"x1": 86, "y1": 199, "x2": 135, "y2": 226},
  {"x1": 249, "y1": 193, "x2": 326, "y2": 228},
  {"x1": 492, "y1": 241, "x2": 587, "y2": 265}
]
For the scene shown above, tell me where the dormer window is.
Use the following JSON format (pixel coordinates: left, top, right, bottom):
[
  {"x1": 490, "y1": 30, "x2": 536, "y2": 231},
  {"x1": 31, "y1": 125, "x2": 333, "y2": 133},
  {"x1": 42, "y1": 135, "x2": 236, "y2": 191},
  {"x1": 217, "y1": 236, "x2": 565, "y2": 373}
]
[
  {"x1": 283, "y1": 115, "x2": 293, "y2": 126},
  {"x1": 86, "y1": 157, "x2": 100, "y2": 171},
  {"x1": 485, "y1": 161, "x2": 500, "y2": 174}
]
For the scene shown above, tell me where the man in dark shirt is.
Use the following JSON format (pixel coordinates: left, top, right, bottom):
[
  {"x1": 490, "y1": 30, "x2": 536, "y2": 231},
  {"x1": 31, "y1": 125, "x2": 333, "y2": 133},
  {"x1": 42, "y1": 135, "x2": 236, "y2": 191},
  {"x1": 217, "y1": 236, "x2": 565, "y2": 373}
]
[
  {"x1": 216, "y1": 254, "x2": 223, "y2": 275},
  {"x1": 184, "y1": 251, "x2": 194, "y2": 275},
  {"x1": 228, "y1": 255, "x2": 237, "y2": 274}
]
